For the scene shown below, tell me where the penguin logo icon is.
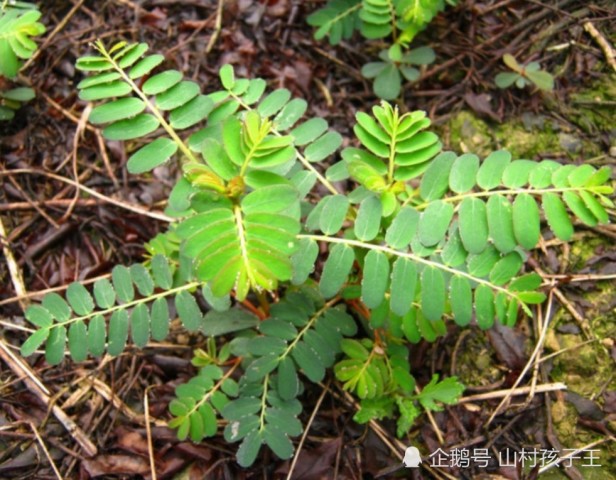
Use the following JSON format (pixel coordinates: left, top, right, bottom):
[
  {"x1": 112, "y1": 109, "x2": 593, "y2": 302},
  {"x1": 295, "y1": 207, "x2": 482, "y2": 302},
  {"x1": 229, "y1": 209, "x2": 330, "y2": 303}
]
[{"x1": 403, "y1": 446, "x2": 422, "y2": 468}]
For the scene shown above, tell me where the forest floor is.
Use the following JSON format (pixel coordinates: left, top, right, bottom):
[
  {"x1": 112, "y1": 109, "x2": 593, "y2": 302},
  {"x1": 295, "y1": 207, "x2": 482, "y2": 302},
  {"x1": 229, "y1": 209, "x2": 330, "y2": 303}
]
[{"x1": 0, "y1": 0, "x2": 615, "y2": 479}]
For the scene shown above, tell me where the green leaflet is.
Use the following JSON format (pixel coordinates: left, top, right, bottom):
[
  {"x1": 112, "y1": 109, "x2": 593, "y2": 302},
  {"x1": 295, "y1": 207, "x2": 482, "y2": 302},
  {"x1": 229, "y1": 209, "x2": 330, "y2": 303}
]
[
  {"x1": 142, "y1": 70, "x2": 182, "y2": 95},
  {"x1": 449, "y1": 153, "x2": 479, "y2": 193},
  {"x1": 319, "y1": 195, "x2": 349, "y2": 235},
  {"x1": 418, "y1": 200, "x2": 453, "y2": 247},
  {"x1": 320, "y1": 243, "x2": 355, "y2": 298},
  {"x1": 563, "y1": 191, "x2": 598, "y2": 226},
  {"x1": 475, "y1": 285, "x2": 495, "y2": 330},
  {"x1": 103, "y1": 114, "x2": 160, "y2": 141},
  {"x1": 419, "y1": 151, "x2": 456, "y2": 201},
  {"x1": 128, "y1": 138, "x2": 178, "y2": 174},
  {"x1": 502, "y1": 160, "x2": 536, "y2": 188},
  {"x1": 385, "y1": 207, "x2": 419, "y2": 249},
  {"x1": 421, "y1": 267, "x2": 445, "y2": 321},
  {"x1": 129, "y1": 54, "x2": 164, "y2": 79},
  {"x1": 66, "y1": 283, "x2": 94, "y2": 316},
  {"x1": 489, "y1": 252, "x2": 524, "y2": 286},
  {"x1": 88, "y1": 314, "x2": 106, "y2": 356},
  {"x1": 108, "y1": 310, "x2": 129, "y2": 356},
  {"x1": 291, "y1": 238, "x2": 319, "y2": 285},
  {"x1": 361, "y1": 250, "x2": 389, "y2": 308},
  {"x1": 25, "y1": 305, "x2": 53, "y2": 328},
  {"x1": 112, "y1": 265, "x2": 134, "y2": 302},
  {"x1": 354, "y1": 196, "x2": 382, "y2": 241},
  {"x1": 512, "y1": 193, "x2": 540, "y2": 249},
  {"x1": 449, "y1": 275, "x2": 472, "y2": 326},
  {"x1": 389, "y1": 257, "x2": 417, "y2": 316},
  {"x1": 458, "y1": 197, "x2": 488, "y2": 254},
  {"x1": 68, "y1": 321, "x2": 88, "y2": 362},
  {"x1": 89, "y1": 98, "x2": 145, "y2": 125},
  {"x1": 20, "y1": 328, "x2": 49, "y2": 357},
  {"x1": 175, "y1": 291, "x2": 202, "y2": 332},
  {"x1": 45, "y1": 325, "x2": 66, "y2": 365},
  {"x1": 486, "y1": 195, "x2": 516, "y2": 254},
  {"x1": 93, "y1": 279, "x2": 116, "y2": 308},
  {"x1": 477, "y1": 150, "x2": 511, "y2": 190},
  {"x1": 304, "y1": 131, "x2": 343, "y2": 162}
]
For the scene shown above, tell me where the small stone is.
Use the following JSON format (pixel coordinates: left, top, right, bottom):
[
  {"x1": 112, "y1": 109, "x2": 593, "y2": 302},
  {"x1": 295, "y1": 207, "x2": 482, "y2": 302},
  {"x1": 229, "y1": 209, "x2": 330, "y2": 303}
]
[
  {"x1": 558, "y1": 133, "x2": 582, "y2": 154},
  {"x1": 609, "y1": 146, "x2": 616, "y2": 158}
]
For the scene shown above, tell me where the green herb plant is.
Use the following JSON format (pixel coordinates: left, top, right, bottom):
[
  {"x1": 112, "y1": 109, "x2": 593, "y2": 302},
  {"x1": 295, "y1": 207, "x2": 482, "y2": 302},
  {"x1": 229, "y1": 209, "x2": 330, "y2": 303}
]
[
  {"x1": 20, "y1": 41, "x2": 613, "y2": 467},
  {"x1": 495, "y1": 53, "x2": 555, "y2": 92},
  {"x1": 307, "y1": 0, "x2": 456, "y2": 99},
  {"x1": 0, "y1": 0, "x2": 45, "y2": 120}
]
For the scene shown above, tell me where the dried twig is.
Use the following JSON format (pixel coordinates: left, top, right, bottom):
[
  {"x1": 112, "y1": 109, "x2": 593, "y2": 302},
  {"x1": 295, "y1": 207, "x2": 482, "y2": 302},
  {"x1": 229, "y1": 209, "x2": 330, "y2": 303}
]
[
  {"x1": 458, "y1": 382, "x2": 567, "y2": 403},
  {"x1": 583, "y1": 21, "x2": 616, "y2": 72},
  {"x1": 0, "y1": 339, "x2": 98, "y2": 456},
  {"x1": 0, "y1": 216, "x2": 28, "y2": 311},
  {"x1": 286, "y1": 381, "x2": 330, "y2": 480},
  {"x1": 2, "y1": 169, "x2": 173, "y2": 222},
  {"x1": 30, "y1": 422, "x2": 65, "y2": 480},
  {"x1": 144, "y1": 388, "x2": 157, "y2": 480},
  {"x1": 486, "y1": 292, "x2": 555, "y2": 426}
]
